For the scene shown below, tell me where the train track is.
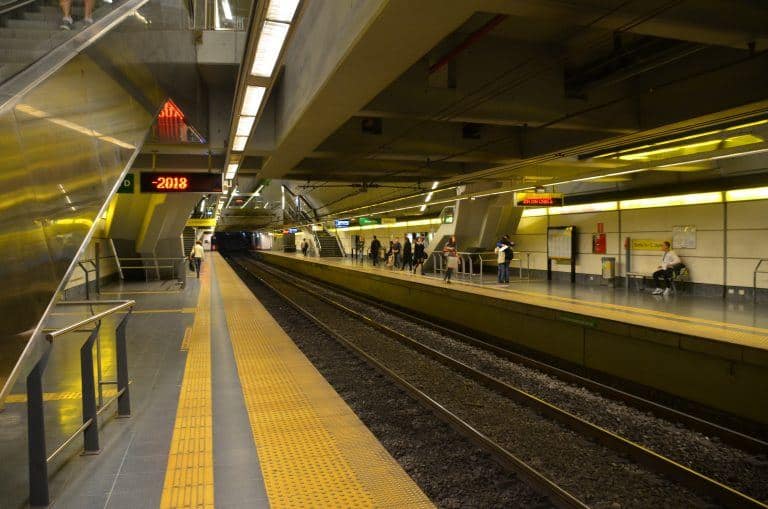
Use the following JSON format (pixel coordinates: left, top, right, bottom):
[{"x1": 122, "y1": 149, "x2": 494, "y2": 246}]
[{"x1": 229, "y1": 255, "x2": 768, "y2": 509}]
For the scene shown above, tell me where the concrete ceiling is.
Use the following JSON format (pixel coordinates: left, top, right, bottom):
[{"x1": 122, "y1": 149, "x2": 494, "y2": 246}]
[{"x1": 149, "y1": 0, "x2": 768, "y2": 224}]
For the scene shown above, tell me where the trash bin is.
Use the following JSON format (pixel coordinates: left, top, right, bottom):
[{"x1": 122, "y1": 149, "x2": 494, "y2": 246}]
[{"x1": 601, "y1": 257, "x2": 615, "y2": 286}]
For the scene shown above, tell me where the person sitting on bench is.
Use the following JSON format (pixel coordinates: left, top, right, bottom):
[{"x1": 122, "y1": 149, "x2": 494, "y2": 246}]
[{"x1": 652, "y1": 241, "x2": 682, "y2": 296}]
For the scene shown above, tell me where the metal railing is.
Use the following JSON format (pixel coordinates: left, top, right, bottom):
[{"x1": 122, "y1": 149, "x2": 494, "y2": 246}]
[
  {"x1": 754, "y1": 259, "x2": 768, "y2": 302},
  {"x1": 28, "y1": 299, "x2": 134, "y2": 506},
  {"x1": 118, "y1": 257, "x2": 187, "y2": 282},
  {"x1": 431, "y1": 251, "x2": 533, "y2": 283}
]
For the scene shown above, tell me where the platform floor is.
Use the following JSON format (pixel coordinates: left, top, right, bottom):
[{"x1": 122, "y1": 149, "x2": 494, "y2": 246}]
[
  {"x1": 269, "y1": 252, "x2": 768, "y2": 352},
  {"x1": 0, "y1": 253, "x2": 431, "y2": 508}
]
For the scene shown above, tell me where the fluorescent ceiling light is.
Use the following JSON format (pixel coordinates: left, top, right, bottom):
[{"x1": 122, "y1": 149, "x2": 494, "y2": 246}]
[
  {"x1": 431, "y1": 181, "x2": 439, "y2": 190},
  {"x1": 619, "y1": 192, "x2": 722, "y2": 210},
  {"x1": 241, "y1": 86, "x2": 266, "y2": 116},
  {"x1": 521, "y1": 208, "x2": 548, "y2": 217},
  {"x1": 221, "y1": 0, "x2": 232, "y2": 20},
  {"x1": 420, "y1": 204, "x2": 427, "y2": 212},
  {"x1": 236, "y1": 116, "x2": 255, "y2": 136},
  {"x1": 225, "y1": 163, "x2": 238, "y2": 180},
  {"x1": 548, "y1": 201, "x2": 617, "y2": 215},
  {"x1": 424, "y1": 192, "x2": 433, "y2": 203},
  {"x1": 266, "y1": 0, "x2": 299, "y2": 22},
  {"x1": 232, "y1": 135, "x2": 248, "y2": 152},
  {"x1": 251, "y1": 21, "x2": 289, "y2": 77},
  {"x1": 725, "y1": 186, "x2": 768, "y2": 202}
]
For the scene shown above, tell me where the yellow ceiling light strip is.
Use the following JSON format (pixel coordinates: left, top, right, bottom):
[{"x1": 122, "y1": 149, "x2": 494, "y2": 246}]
[
  {"x1": 619, "y1": 192, "x2": 722, "y2": 210},
  {"x1": 725, "y1": 186, "x2": 768, "y2": 202},
  {"x1": 548, "y1": 201, "x2": 618, "y2": 215},
  {"x1": 522, "y1": 186, "x2": 768, "y2": 217}
]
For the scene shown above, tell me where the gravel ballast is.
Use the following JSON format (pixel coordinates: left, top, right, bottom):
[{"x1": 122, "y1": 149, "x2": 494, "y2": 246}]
[
  {"x1": 239, "y1": 258, "x2": 724, "y2": 508},
  {"x1": 228, "y1": 259, "x2": 552, "y2": 508}
]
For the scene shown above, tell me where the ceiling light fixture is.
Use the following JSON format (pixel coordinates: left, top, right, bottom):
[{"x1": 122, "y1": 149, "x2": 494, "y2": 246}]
[
  {"x1": 232, "y1": 135, "x2": 248, "y2": 152},
  {"x1": 241, "y1": 85, "x2": 266, "y2": 116},
  {"x1": 251, "y1": 20, "x2": 290, "y2": 77},
  {"x1": 236, "y1": 116, "x2": 255, "y2": 136},
  {"x1": 266, "y1": 0, "x2": 300, "y2": 22},
  {"x1": 431, "y1": 181, "x2": 439, "y2": 190},
  {"x1": 225, "y1": 163, "x2": 238, "y2": 180},
  {"x1": 221, "y1": 0, "x2": 233, "y2": 20}
]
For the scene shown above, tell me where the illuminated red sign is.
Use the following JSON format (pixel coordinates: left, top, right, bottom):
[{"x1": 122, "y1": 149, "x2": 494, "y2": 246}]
[
  {"x1": 515, "y1": 192, "x2": 564, "y2": 207},
  {"x1": 140, "y1": 172, "x2": 222, "y2": 193}
]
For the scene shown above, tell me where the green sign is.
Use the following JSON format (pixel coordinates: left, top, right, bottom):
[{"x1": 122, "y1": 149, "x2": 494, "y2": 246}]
[
  {"x1": 358, "y1": 217, "x2": 381, "y2": 226},
  {"x1": 557, "y1": 312, "x2": 596, "y2": 328},
  {"x1": 117, "y1": 173, "x2": 134, "y2": 194}
]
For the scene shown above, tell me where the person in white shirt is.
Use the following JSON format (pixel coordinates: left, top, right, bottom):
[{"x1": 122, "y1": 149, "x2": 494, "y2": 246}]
[
  {"x1": 190, "y1": 240, "x2": 205, "y2": 278},
  {"x1": 652, "y1": 241, "x2": 682, "y2": 295}
]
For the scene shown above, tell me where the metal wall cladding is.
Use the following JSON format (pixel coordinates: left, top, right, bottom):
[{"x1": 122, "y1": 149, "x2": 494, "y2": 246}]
[{"x1": 0, "y1": 0, "x2": 198, "y2": 392}]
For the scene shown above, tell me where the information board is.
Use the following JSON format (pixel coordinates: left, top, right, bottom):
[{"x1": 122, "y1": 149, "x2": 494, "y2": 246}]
[
  {"x1": 140, "y1": 172, "x2": 222, "y2": 193},
  {"x1": 547, "y1": 226, "x2": 575, "y2": 260},
  {"x1": 672, "y1": 225, "x2": 696, "y2": 249},
  {"x1": 631, "y1": 239, "x2": 666, "y2": 251},
  {"x1": 516, "y1": 192, "x2": 564, "y2": 207}
]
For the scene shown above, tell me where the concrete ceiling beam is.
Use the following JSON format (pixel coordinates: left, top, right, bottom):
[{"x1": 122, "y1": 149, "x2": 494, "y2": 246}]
[{"x1": 258, "y1": 0, "x2": 477, "y2": 179}]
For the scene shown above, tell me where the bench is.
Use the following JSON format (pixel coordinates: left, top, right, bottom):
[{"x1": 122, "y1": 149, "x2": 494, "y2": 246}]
[{"x1": 626, "y1": 265, "x2": 689, "y2": 294}]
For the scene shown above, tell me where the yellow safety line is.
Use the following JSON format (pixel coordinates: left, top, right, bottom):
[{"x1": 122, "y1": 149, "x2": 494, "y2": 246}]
[
  {"x1": 4, "y1": 388, "x2": 117, "y2": 404},
  {"x1": 160, "y1": 266, "x2": 214, "y2": 509},
  {"x1": 213, "y1": 254, "x2": 433, "y2": 508},
  {"x1": 180, "y1": 327, "x2": 192, "y2": 352}
]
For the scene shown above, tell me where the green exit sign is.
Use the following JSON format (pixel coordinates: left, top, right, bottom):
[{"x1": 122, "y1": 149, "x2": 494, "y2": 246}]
[
  {"x1": 358, "y1": 217, "x2": 381, "y2": 226},
  {"x1": 117, "y1": 173, "x2": 134, "y2": 194}
]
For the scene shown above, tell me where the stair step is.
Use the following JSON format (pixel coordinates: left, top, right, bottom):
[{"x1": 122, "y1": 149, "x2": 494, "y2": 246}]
[
  {"x1": 0, "y1": 62, "x2": 27, "y2": 81},
  {"x1": 5, "y1": 18, "x2": 60, "y2": 29},
  {"x1": 0, "y1": 37, "x2": 59, "y2": 50},
  {"x1": 0, "y1": 48, "x2": 48, "y2": 63},
  {"x1": 0, "y1": 27, "x2": 61, "y2": 39}
]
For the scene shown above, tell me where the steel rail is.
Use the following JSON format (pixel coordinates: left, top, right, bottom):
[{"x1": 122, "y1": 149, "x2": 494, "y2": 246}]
[
  {"x1": 253, "y1": 253, "x2": 768, "y2": 454},
  {"x1": 229, "y1": 257, "x2": 588, "y2": 509},
  {"x1": 45, "y1": 300, "x2": 135, "y2": 341},
  {"x1": 241, "y1": 256, "x2": 768, "y2": 509}
]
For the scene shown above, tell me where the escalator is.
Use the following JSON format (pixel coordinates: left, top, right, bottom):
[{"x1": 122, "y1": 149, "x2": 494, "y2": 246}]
[{"x1": 0, "y1": 0, "x2": 201, "y2": 503}]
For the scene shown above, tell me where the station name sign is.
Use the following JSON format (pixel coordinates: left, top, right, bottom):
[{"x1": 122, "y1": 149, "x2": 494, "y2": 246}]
[
  {"x1": 515, "y1": 192, "x2": 564, "y2": 207},
  {"x1": 140, "y1": 172, "x2": 222, "y2": 193},
  {"x1": 334, "y1": 219, "x2": 351, "y2": 228}
]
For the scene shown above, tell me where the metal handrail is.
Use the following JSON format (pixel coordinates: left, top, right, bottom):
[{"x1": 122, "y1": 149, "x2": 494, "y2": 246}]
[
  {"x1": 754, "y1": 259, "x2": 768, "y2": 302},
  {"x1": 46, "y1": 300, "x2": 135, "y2": 341},
  {"x1": 27, "y1": 299, "x2": 134, "y2": 505},
  {"x1": 0, "y1": 0, "x2": 36, "y2": 16}
]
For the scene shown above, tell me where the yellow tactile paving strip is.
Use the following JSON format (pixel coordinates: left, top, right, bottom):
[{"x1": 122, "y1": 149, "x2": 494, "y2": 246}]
[
  {"x1": 4, "y1": 388, "x2": 117, "y2": 404},
  {"x1": 265, "y1": 252, "x2": 768, "y2": 351},
  {"x1": 213, "y1": 253, "x2": 433, "y2": 508},
  {"x1": 160, "y1": 267, "x2": 214, "y2": 509}
]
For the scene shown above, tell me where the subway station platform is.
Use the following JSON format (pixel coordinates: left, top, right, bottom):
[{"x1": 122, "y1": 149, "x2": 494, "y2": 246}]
[
  {"x1": 259, "y1": 251, "x2": 768, "y2": 425},
  {"x1": 1, "y1": 253, "x2": 431, "y2": 508}
]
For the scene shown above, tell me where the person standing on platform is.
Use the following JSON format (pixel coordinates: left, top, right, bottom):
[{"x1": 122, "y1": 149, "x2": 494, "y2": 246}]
[
  {"x1": 392, "y1": 237, "x2": 402, "y2": 268},
  {"x1": 370, "y1": 236, "x2": 381, "y2": 266},
  {"x1": 402, "y1": 236, "x2": 413, "y2": 271},
  {"x1": 443, "y1": 235, "x2": 458, "y2": 283},
  {"x1": 502, "y1": 234, "x2": 515, "y2": 283},
  {"x1": 190, "y1": 240, "x2": 205, "y2": 278},
  {"x1": 652, "y1": 241, "x2": 682, "y2": 296},
  {"x1": 413, "y1": 236, "x2": 426, "y2": 275},
  {"x1": 301, "y1": 238, "x2": 309, "y2": 257},
  {"x1": 385, "y1": 241, "x2": 394, "y2": 267},
  {"x1": 495, "y1": 241, "x2": 509, "y2": 283}
]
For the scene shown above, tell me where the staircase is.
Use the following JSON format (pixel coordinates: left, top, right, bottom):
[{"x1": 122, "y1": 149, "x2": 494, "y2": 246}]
[
  {"x1": 182, "y1": 226, "x2": 196, "y2": 257},
  {"x1": 0, "y1": 0, "x2": 111, "y2": 82},
  {"x1": 315, "y1": 229, "x2": 343, "y2": 257}
]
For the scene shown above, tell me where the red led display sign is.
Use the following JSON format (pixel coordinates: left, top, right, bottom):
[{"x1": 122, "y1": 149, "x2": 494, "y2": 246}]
[
  {"x1": 515, "y1": 192, "x2": 564, "y2": 207},
  {"x1": 140, "y1": 172, "x2": 222, "y2": 193}
]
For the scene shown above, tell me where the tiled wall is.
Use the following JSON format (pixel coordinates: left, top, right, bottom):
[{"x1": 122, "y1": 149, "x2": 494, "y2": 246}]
[{"x1": 511, "y1": 200, "x2": 768, "y2": 288}]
